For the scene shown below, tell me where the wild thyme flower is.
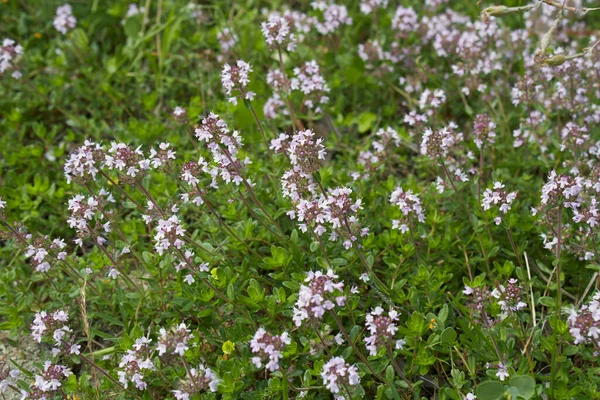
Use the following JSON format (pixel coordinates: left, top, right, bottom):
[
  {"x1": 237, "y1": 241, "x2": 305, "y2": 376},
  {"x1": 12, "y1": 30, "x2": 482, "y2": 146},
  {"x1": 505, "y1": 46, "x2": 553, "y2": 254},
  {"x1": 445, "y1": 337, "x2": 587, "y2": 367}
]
[
  {"x1": 221, "y1": 60, "x2": 255, "y2": 105},
  {"x1": 496, "y1": 363, "x2": 509, "y2": 381},
  {"x1": 420, "y1": 127, "x2": 456, "y2": 159},
  {"x1": 0, "y1": 38, "x2": 24, "y2": 79},
  {"x1": 194, "y1": 113, "x2": 249, "y2": 187},
  {"x1": 312, "y1": 2, "x2": 353, "y2": 35},
  {"x1": 217, "y1": 27, "x2": 238, "y2": 57},
  {"x1": 118, "y1": 336, "x2": 155, "y2": 390},
  {"x1": 25, "y1": 361, "x2": 72, "y2": 399},
  {"x1": 360, "y1": 0, "x2": 388, "y2": 14},
  {"x1": 25, "y1": 237, "x2": 67, "y2": 273},
  {"x1": 287, "y1": 129, "x2": 327, "y2": 174},
  {"x1": 567, "y1": 291, "x2": 600, "y2": 345},
  {"x1": 392, "y1": 6, "x2": 419, "y2": 35},
  {"x1": 64, "y1": 140, "x2": 104, "y2": 184},
  {"x1": 292, "y1": 269, "x2": 346, "y2": 327},
  {"x1": 261, "y1": 15, "x2": 296, "y2": 52},
  {"x1": 153, "y1": 215, "x2": 186, "y2": 256},
  {"x1": 266, "y1": 69, "x2": 290, "y2": 93},
  {"x1": 389, "y1": 186, "x2": 425, "y2": 233},
  {"x1": 250, "y1": 328, "x2": 291, "y2": 371},
  {"x1": 511, "y1": 76, "x2": 535, "y2": 107},
  {"x1": 560, "y1": 122, "x2": 589, "y2": 153},
  {"x1": 321, "y1": 356, "x2": 360, "y2": 395},
  {"x1": 289, "y1": 197, "x2": 326, "y2": 236},
  {"x1": 157, "y1": 323, "x2": 194, "y2": 357},
  {"x1": 291, "y1": 61, "x2": 330, "y2": 113},
  {"x1": 125, "y1": 3, "x2": 145, "y2": 18},
  {"x1": 104, "y1": 142, "x2": 151, "y2": 181},
  {"x1": 195, "y1": 112, "x2": 242, "y2": 158},
  {"x1": 31, "y1": 310, "x2": 71, "y2": 347},
  {"x1": 149, "y1": 142, "x2": 176, "y2": 170},
  {"x1": 53, "y1": 4, "x2": 77, "y2": 35},
  {"x1": 0, "y1": 368, "x2": 19, "y2": 395},
  {"x1": 67, "y1": 190, "x2": 114, "y2": 244},
  {"x1": 472, "y1": 113, "x2": 496, "y2": 149},
  {"x1": 491, "y1": 279, "x2": 527, "y2": 315},
  {"x1": 321, "y1": 187, "x2": 366, "y2": 249},
  {"x1": 364, "y1": 307, "x2": 401, "y2": 356},
  {"x1": 281, "y1": 166, "x2": 317, "y2": 202},
  {"x1": 539, "y1": 170, "x2": 583, "y2": 209},
  {"x1": 372, "y1": 127, "x2": 401, "y2": 154},
  {"x1": 172, "y1": 364, "x2": 219, "y2": 399},
  {"x1": 173, "y1": 106, "x2": 187, "y2": 120},
  {"x1": 481, "y1": 181, "x2": 517, "y2": 225},
  {"x1": 264, "y1": 94, "x2": 288, "y2": 119},
  {"x1": 419, "y1": 88, "x2": 446, "y2": 116}
]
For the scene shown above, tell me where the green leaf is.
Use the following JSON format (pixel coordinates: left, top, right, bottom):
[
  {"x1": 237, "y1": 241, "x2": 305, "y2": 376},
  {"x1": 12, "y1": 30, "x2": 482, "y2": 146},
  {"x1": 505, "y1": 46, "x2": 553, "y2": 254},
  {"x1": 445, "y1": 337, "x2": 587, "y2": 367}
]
[
  {"x1": 475, "y1": 381, "x2": 506, "y2": 400},
  {"x1": 538, "y1": 296, "x2": 556, "y2": 308},
  {"x1": 441, "y1": 327, "x2": 457, "y2": 345},
  {"x1": 509, "y1": 375, "x2": 535, "y2": 399},
  {"x1": 385, "y1": 365, "x2": 395, "y2": 382}
]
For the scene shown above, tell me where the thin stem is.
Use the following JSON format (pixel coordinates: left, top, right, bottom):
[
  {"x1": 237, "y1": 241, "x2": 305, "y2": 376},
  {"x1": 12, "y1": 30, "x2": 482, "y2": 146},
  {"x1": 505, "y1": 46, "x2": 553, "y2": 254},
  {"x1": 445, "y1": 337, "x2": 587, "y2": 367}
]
[
  {"x1": 506, "y1": 227, "x2": 523, "y2": 268},
  {"x1": 387, "y1": 343, "x2": 414, "y2": 392},
  {"x1": 276, "y1": 47, "x2": 301, "y2": 131},
  {"x1": 174, "y1": 247, "x2": 257, "y2": 329},
  {"x1": 100, "y1": 171, "x2": 144, "y2": 211},
  {"x1": 329, "y1": 310, "x2": 386, "y2": 383},
  {"x1": 181, "y1": 357, "x2": 200, "y2": 393},
  {"x1": 241, "y1": 87, "x2": 275, "y2": 166},
  {"x1": 95, "y1": 239, "x2": 144, "y2": 296}
]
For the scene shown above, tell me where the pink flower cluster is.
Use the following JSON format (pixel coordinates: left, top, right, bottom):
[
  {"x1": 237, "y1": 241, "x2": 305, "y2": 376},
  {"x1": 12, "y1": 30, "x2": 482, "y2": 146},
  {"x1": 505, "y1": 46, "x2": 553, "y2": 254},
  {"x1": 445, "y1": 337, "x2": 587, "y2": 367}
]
[
  {"x1": 293, "y1": 269, "x2": 346, "y2": 326},
  {"x1": 250, "y1": 328, "x2": 291, "y2": 371},
  {"x1": 172, "y1": 364, "x2": 219, "y2": 399},
  {"x1": 157, "y1": 323, "x2": 194, "y2": 357},
  {"x1": 0, "y1": 38, "x2": 24, "y2": 79},
  {"x1": 389, "y1": 186, "x2": 425, "y2": 234},
  {"x1": 567, "y1": 291, "x2": 600, "y2": 345},
  {"x1": 321, "y1": 356, "x2": 360, "y2": 395},
  {"x1": 221, "y1": 60, "x2": 256, "y2": 105},
  {"x1": 53, "y1": 4, "x2": 77, "y2": 34},
  {"x1": 481, "y1": 182, "x2": 517, "y2": 225},
  {"x1": 117, "y1": 336, "x2": 155, "y2": 390},
  {"x1": 364, "y1": 307, "x2": 404, "y2": 356},
  {"x1": 194, "y1": 113, "x2": 250, "y2": 188}
]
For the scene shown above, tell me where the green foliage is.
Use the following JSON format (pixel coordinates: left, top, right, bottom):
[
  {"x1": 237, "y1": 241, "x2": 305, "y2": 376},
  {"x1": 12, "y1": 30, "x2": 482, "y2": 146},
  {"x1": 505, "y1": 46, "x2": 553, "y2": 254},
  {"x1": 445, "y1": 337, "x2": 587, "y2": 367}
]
[{"x1": 1, "y1": 0, "x2": 600, "y2": 399}]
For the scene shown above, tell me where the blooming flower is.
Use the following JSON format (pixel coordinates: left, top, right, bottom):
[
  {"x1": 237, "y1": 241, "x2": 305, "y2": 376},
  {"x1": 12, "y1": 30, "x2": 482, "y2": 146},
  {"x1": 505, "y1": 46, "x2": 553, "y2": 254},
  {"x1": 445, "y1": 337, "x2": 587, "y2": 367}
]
[
  {"x1": 390, "y1": 186, "x2": 425, "y2": 233},
  {"x1": 292, "y1": 269, "x2": 346, "y2": 326},
  {"x1": 567, "y1": 291, "x2": 600, "y2": 345},
  {"x1": 364, "y1": 307, "x2": 401, "y2": 356},
  {"x1": 221, "y1": 60, "x2": 255, "y2": 105},
  {"x1": 291, "y1": 61, "x2": 330, "y2": 114},
  {"x1": 250, "y1": 328, "x2": 291, "y2": 371},
  {"x1": 64, "y1": 140, "x2": 104, "y2": 184},
  {"x1": 420, "y1": 127, "x2": 456, "y2": 159},
  {"x1": 156, "y1": 323, "x2": 194, "y2": 357},
  {"x1": 261, "y1": 15, "x2": 296, "y2": 52},
  {"x1": 53, "y1": 4, "x2": 77, "y2": 34},
  {"x1": 472, "y1": 113, "x2": 496, "y2": 149},
  {"x1": 172, "y1": 364, "x2": 219, "y2": 398},
  {"x1": 153, "y1": 215, "x2": 186, "y2": 255},
  {"x1": 491, "y1": 279, "x2": 527, "y2": 315},
  {"x1": 117, "y1": 337, "x2": 155, "y2": 390},
  {"x1": 0, "y1": 38, "x2": 24, "y2": 79},
  {"x1": 360, "y1": 0, "x2": 388, "y2": 14},
  {"x1": 321, "y1": 357, "x2": 360, "y2": 395},
  {"x1": 481, "y1": 181, "x2": 517, "y2": 225}
]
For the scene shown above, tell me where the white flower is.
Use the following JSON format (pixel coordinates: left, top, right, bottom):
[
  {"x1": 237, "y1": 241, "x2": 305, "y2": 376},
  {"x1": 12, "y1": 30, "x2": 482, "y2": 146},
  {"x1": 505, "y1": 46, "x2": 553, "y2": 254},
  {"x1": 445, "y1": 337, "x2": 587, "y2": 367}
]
[{"x1": 53, "y1": 4, "x2": 77, "y2": 34}]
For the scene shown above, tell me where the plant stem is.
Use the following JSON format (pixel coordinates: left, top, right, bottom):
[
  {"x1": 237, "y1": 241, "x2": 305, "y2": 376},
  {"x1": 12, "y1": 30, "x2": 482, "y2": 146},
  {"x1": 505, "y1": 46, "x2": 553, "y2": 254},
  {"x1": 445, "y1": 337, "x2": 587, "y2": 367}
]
[{"x1": 329, "y1": 310, "x2": 385, "y2": 383}]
